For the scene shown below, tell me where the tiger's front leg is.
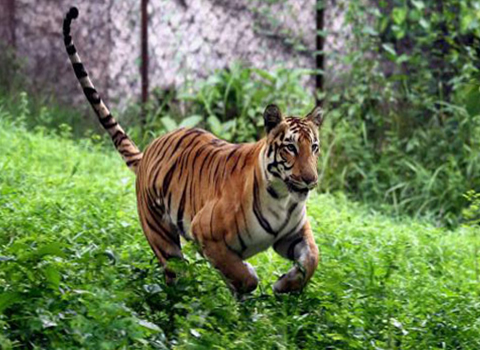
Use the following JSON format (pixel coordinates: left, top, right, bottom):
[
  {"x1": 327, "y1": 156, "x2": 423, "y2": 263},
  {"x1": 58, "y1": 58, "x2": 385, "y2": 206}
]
[
  {"x1": 202, "y1": 240, "x2": 258, "y2": 295},
  {"x1": 272, "y1": 221, "x2": 319, "y2": 293}
]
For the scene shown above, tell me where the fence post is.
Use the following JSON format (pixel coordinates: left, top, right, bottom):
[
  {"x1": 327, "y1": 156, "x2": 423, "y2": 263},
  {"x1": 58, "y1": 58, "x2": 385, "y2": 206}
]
[
  {"x1": 141, "y1": 0, "x2": 149, "y2": 124},
  {"x1": 315, "y1": 0, "x2": 324, "y2": 106}
]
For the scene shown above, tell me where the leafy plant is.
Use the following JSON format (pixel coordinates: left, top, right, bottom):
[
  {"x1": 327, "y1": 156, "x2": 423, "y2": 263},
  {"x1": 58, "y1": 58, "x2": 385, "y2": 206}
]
[{"x1": 2, "y1": 115, "x2": 480, "y2": 349}]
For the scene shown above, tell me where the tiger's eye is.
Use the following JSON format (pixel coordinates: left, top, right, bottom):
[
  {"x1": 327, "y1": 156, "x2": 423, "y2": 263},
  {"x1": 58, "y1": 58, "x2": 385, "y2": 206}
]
[
  {"x1": 312, "y1": 144, "x2": 319, "y2": 153},
  {"x1": 286, "y1": 144, "x2": 297, "y2": 154}
]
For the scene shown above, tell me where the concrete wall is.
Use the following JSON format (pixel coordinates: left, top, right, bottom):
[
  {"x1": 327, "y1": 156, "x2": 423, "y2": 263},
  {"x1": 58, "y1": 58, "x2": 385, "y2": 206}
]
[{"x1": 0, "y1": 0, "x2": 351, "y2": 110}]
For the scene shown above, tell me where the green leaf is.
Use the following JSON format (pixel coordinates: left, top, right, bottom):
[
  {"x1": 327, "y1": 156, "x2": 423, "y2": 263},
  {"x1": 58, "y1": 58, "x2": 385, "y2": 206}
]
[
  {"x1": 138, "y1": 319, "x2": 162, "y2": 332},
  {"x1": 207, "y1": 115, "x2": 222, "y2": 135},
  {"x1": 252, "y1": 68, "x2": 276, "y2": 82},
  {"x1": 392, "y1": 25, "x2": 406, "y2": 39},
  {"x1": 392, "y1": 7, "x2": 407, "y2": 25},
  {"x1": 411, "y1": 0, "x2": 425, "y2": 10},
  {"x1": 0, "y1": 292, "x2": 21, "y2": 313},
  {"x1": 362, "y1": 26, "x2": 378, "y2": 36},
  {"x1": 382, "y1": 44, "x2": 397, "y2": 57},
  {"x1": 161, "y1": 116, "x2": 178, "y2": 132},
  {"x1": 179, "y1": 115, "x2": 203, "y2": 128},
  {"x1": 419, "y1": 18, "x2": 430, "y2": 29},
  {"x1": 37, "y1": 243, "x2": 66, "y2": 258},
  {"x1": 464, "y1": 84, "x2": 480, "y2": 116},
  {"x1": 43, "y1": 266, "x2": 61, "y2": 289}
]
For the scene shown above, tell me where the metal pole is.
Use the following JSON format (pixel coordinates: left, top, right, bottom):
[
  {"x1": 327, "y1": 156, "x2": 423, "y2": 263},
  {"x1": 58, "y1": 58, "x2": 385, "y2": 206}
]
[
  {"x1": 316, "y1": 0, "x2": 324, "y2": 106},
  {"x1": 141, "y1": 0, "x2": 149, "y2": 123}
]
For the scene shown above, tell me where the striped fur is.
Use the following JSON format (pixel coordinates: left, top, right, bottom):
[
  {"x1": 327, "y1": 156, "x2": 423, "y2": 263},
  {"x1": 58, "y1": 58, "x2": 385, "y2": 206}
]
[
  {"x1": 63, "y1": 7, "x2": 143, "y2": 172},
  {"x1": 63, "y1": 7, "x2": 323, "y2": 295}
]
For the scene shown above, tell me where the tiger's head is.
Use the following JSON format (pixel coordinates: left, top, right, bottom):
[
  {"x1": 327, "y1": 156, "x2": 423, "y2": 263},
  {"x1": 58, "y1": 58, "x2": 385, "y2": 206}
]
[{"x1": 262, "y1": 104, "x2": 324, "y2": 197}]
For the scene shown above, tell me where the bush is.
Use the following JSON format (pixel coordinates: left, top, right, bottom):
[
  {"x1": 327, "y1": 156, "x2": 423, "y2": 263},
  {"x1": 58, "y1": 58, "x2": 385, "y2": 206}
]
[
  {"x1": 316, "y1": 0, "x2": 480, "y2": 225},
  {"x1": 2, "y1": 117, "x2": 480, "y2": 349},
  {"x1": 2, "y1": 0, "x2": 480, "y2": 226},
  {"x1": 127, "y1": 63, "x2": 314, "y2": 147}
]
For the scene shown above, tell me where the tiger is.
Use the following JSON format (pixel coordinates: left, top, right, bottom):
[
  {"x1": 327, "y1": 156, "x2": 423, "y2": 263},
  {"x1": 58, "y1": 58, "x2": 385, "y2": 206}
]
[{"x1": 63, "y1": 7, "x2": 323, "y2": 294}]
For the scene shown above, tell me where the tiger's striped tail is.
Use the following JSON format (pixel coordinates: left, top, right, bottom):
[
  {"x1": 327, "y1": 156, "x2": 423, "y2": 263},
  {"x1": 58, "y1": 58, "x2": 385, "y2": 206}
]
[{"x1": 63, "y1": 7, "x2": 143, "y2": 173}]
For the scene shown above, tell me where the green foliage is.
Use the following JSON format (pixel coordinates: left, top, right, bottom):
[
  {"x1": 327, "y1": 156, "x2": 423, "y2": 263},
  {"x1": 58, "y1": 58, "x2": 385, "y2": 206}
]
[
  {"x1": 463, "y1": 190, "x2": 480, "y2": 226},
  {"x1": 317, "y1": 0, "x2": 480, "y2": 225},
  {"x1": 2, "y1": 108, "x2": 480, "y2": 349},
  {"x1": 1, "y1": 0, "x2": 479, "y2": 228},
  {"x1": 128, "y1": 63, "x2": 315, "y2": 147}
]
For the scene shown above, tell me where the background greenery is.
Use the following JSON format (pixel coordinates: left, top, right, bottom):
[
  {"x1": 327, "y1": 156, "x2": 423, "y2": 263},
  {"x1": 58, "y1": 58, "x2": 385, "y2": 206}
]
[
  {"x1": 1, "y1": 0, "x2": 480, "y2": 348},
  {"x1": 2, "y1": 115, "x2": 480, "y2": 349},
  {"x1": 2, "y1": 0, "x2": 480, "y2": 226}
]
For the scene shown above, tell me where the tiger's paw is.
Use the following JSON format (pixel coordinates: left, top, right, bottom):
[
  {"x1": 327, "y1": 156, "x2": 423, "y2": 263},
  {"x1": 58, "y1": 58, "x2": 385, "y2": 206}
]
[
  {"x1": 272, "y1": 267, "x2": 305, "y2": 294},
  {"x1": 229, "y1": 262, "x2": 259, "y2": 297},
  {"x1": 164, "y1": 268, "x2": 177, "y2": 285}
]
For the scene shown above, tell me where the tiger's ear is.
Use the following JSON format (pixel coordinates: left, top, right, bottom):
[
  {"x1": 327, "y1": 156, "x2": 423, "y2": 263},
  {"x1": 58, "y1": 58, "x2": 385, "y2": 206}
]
[
  {"x1": 263, "y1": 104, "x2": 284, "y2": 133},
  {"x1": 306, "y1": 106, "x2": 324, "y2": 128}
]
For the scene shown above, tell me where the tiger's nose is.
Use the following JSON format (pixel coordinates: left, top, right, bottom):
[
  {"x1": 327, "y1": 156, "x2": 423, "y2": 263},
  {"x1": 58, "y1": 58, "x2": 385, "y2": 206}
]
[{"x1": 301, "y1": 174, "x2": 318, "y2": 188}]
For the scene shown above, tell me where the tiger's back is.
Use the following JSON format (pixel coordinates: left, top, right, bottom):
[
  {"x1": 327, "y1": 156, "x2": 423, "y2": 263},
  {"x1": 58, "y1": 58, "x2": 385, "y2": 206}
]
[{"x1": 136, "y1": 128, "x2": 262, "y2": 242}]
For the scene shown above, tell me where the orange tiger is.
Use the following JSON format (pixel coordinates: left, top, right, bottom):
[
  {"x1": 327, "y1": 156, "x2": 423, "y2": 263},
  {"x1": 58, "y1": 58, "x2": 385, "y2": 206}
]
[{"x1": 63, "y1": 7, "x2": 322, "y2": 294}]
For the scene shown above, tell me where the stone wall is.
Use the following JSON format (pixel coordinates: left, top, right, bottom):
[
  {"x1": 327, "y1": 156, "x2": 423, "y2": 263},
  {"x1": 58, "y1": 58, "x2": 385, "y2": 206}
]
[{"x1": 0, "y1": 0, "x2": 351, "y2": 111}]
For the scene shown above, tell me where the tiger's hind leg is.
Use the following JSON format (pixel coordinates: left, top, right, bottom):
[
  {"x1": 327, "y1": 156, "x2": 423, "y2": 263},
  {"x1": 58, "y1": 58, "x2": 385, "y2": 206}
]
[{"x1": 138, "y1": 204, "x2": 184, "y2": 285}]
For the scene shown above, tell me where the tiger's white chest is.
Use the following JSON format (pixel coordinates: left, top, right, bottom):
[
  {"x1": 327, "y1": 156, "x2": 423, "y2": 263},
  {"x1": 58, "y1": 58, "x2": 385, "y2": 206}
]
[{"x1": 241, "y1": 191, "x2": 308, "y2": 259}]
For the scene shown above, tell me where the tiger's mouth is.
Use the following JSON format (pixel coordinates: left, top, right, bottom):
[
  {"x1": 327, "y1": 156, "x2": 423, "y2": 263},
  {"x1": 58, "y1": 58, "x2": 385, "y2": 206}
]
[{"x1": 285, "y1": 180, "x2": 311, "y2": 194}]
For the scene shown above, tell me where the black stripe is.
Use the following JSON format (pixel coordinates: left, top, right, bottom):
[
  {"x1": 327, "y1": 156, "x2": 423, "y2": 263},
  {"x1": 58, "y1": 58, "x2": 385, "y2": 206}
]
[
  {"x1": 209, "y1": 157, "x2": 223, "y2": 184},
  {"x1": 266, "y1": 185, "x2": 279, "y2": 199},
  {"x1": 283, "y1": 218, "x2": 305, "y2": 239},
  {"x1": 287, "y1": 237, "x2": 304, "y2": 260},
  {"x1": 234, "y1": 218, "x2": 247, "y2": 253},
  {"x1": 147, "y1": 195, "x2": 165, "y2": 217},
  {"x1": 177, "y1": 135, "x2": 204, "y2": 178},
  {"x1": 99, "y1": 114, "x2": 117, "y2": 128},
  {"x1": 83, "y1": 87, "x2": 101, "y2": 104},
  {"x1": 62, "y1": 20, "x2": 71, "y2": 35},
  {"x1": 241, "y1": 147, "x2": 256, "y2": 170},
  {"x1": 188, "y1": 143, "x2": 211, "y2": 212},
  {"x1": 72, "y1": 62, "x2": 88, "y2": 79},
  {"x1": 230, "y1": 151, "x2": 243, "y2": 174},
  {"x1": 177, "y1": 188, "x2": 187, "y2": 236},
  {"x1": 145, "y1": 214, "x2": 180, "y2": 250},
  {"x1": 126, "y1": 158, "x2": 140, "y2": 167},
  {"x1": 64, "y1": 35, "x2": 72, "y2": 46},
  {"x1": 198, "y1": 148, "x2": 222, "y2": 181},
  {"x1": 267, "y1": 145, "x2": 274, "y2": 157},
  {"x1": 66, "y1": 44, "x2": 76, "y2": 55},
  {"x1": 223, "y1": 145, "x2": 241, "y2": 178},
  {"x1": 162, "y1": 160, "x2": 178, "y2": 196},
  {"x1": 121, "y1": 150, "x2": 141, "y2": 157},
  {"x1": 277, "y1": 203, "x2": 298, "y2": 233},
  {"x1": 204, "y1": 149, "x2": 222, "y2": 184},
  {"x1": 253, "y1": 175, "x2": 276, "y2": 236},
  {"x1": 240, "y1": 204, "x2": 252, "y2": 239},
  {"x1": 113, "y1": 132, "x2": 128, "y2": 147},
  {"x1": 226, "y1": 146, "x2": 240, "y2": 162},
  {"x1": 170, "y1": 129, "x2": 203, "y2": 158},
  {"x1": 167, "y1": 193, "x2": 172, "y2": 212},
  {"x1": 111, "y1": 130, "x2": 122, "y2": 144}
]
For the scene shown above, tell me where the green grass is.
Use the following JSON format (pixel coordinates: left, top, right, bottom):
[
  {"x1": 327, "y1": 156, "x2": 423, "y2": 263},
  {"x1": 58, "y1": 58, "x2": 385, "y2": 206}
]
[{"x1": 1, "y1": 118, "x2": 480, "y2": 349}]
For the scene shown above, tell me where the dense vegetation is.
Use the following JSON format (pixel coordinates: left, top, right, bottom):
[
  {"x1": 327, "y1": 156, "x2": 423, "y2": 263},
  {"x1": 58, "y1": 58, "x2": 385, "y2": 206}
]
[
  {"x1": 2, "y1": 1, "x2": 480, "y2": 227},
  {"x1": 1, "y1": 0, "x2": 480, "y2": 348},
  {"x1": 2, "y1": 104, "x2": 480, "y2": 349}
]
